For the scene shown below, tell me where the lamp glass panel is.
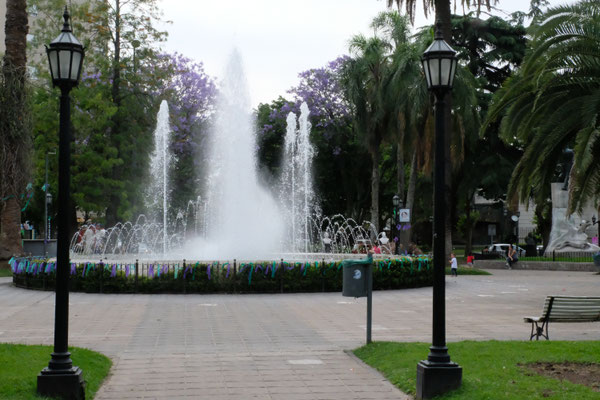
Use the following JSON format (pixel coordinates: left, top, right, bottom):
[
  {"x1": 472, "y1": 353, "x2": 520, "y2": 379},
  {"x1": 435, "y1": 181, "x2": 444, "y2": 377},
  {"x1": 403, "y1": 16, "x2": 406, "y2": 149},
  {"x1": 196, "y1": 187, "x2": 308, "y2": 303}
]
[
  {"x1": 422, "y1": 59, "x2": 432, "y2": 88},
  {"x1": 430, "y1": 58, "x2": 441, "y2": 87},
  {"x1": 448, "y1": 58, "x2": 457, "y2": 87},
  {"x1": 48, "y1": 50, "x2": 59, "y2": 80},
  {"x1": 70, "y1": 52, "x2": 82, "y2": 80},
  {"x1": 58, "y1": 50, "x2": 72, "y2": 79},
  {"x1": 440, "y1": 58, "x2": 452, "y2": 87}
]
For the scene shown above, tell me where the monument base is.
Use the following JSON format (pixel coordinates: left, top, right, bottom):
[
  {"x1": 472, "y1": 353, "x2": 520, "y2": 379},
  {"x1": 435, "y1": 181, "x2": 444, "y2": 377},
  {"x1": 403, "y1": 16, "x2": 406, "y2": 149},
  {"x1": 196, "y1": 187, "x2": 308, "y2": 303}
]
[
  {"x1": 38, "y1": 366, "x2": 85, "y2": 400},
  {"x1": 416, "y1": 360, "x2": 462, "y2": 399}
]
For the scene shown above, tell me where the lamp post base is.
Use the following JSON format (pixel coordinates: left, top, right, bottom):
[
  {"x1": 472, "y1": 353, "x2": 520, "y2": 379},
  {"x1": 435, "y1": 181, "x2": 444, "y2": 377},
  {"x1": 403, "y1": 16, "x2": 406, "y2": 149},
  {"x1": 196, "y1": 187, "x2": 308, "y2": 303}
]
[
  {"x1": 38, "y1": 366, "x2": 85, "y2": 400},
  {"x1": 416, "y1": 360, "x2": 462, "y2": 399}
]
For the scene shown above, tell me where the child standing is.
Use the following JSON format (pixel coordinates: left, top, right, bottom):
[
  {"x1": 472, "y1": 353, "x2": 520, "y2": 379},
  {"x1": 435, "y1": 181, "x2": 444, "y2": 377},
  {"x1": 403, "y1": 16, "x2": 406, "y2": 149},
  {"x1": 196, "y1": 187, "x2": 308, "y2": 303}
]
[
  {"x1": 450, "y1": 253, "x2": 458, "y2": 277},
  {"x1": 466, "y1": 252, "x2": 474, "y2": 267}
]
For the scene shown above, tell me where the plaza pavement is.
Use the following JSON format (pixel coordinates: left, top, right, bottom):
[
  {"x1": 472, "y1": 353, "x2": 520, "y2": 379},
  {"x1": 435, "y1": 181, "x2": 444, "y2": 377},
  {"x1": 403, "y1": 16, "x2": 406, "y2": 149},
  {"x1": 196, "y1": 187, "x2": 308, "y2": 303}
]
[{"x1": 0, "y1": 269, "x2": 599, "y2": 399}]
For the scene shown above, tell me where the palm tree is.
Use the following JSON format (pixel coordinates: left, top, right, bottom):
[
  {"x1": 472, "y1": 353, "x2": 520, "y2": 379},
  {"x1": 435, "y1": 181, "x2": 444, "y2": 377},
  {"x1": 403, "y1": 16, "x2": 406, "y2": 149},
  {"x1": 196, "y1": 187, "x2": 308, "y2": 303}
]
[
  {"x1": 484, "y1": 0, "x2": 600, "y2": 216},
  {"x1": 386, "y1": 1, "x2": 494, "y2": 253},
  {"x1": 343, "y1": 34, "x2": 393, "y2": 232},
  {"x1": 1, "y1": 0, "x2": 30, "y2": 258}
]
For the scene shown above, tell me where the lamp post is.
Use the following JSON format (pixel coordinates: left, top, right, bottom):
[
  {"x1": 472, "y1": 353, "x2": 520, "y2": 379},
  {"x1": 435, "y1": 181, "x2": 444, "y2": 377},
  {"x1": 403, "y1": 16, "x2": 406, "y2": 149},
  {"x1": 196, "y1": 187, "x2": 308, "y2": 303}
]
[
  {"x1": 511, "y1": 211, "x2": 520, "y2": 246},
  {"x1": 416, "y1": 21, "x2": 462, "y2": 399},
  {"x1": 37, "y1": 7, "x2": 85, "y2": 400},
  {"x1": 44, "y1": 151, "x2": 56, "y2": 257},
  {"x1": 393, "y1": 194, "x2": 400, "y2": 255},
  {"x1": 46, "y1": 192, "x2": 53, "y2": 236}
]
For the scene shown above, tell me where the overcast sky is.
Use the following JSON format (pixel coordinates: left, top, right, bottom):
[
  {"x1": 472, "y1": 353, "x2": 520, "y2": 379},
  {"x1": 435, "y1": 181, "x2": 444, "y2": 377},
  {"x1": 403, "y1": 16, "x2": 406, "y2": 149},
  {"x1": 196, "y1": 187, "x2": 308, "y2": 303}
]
[{"x1": 157, "y1": 0, "x2": 571, "y2": 108}]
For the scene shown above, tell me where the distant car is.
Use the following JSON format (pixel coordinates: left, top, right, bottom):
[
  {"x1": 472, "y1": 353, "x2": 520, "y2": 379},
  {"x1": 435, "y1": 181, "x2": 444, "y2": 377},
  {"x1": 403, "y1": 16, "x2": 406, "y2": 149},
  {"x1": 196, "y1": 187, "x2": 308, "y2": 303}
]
[{"x1": 486, "y1": 243, "x2": 527, "y2": 258}]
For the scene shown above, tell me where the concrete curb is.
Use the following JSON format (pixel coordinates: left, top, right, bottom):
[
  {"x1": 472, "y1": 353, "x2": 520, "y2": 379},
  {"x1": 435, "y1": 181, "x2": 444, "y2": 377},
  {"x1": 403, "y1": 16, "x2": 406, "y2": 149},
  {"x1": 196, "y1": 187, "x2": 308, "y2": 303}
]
[{"x1": 475, "y1": 260, "x2": 600, "y2": 272}]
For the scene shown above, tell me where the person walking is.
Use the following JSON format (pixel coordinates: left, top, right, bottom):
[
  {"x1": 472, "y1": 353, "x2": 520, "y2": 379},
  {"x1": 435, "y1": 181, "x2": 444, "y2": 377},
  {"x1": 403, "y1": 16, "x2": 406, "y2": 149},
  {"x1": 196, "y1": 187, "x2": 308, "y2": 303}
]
[{"x1": 449, "y1": 253, "x2": 458, "y2": 277}]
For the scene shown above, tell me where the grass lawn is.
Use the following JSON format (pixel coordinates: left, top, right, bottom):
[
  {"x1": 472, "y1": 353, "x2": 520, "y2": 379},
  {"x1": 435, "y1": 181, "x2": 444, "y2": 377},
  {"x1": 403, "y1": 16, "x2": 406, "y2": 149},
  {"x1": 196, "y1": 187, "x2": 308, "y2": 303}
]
[
  {"x1": 0, "y1": 266, "x2": 12, "y2": 277},
  {"x1": 354, "y1": 340, "x2": 600, "y2": 399},
  {"x1": 0, "y1": 344, "x2": 111, "y2": 399},
  {"x1": 445, "y1": 267, "x2": 491, "y2": 275}
]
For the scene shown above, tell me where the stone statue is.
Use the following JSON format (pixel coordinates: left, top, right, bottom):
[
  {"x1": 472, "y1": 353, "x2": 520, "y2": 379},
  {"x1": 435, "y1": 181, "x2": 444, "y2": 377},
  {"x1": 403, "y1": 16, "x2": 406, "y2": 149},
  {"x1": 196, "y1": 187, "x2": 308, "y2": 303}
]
[{"x1": 545, "y1": 183, "x2": 600, "y2": 254}]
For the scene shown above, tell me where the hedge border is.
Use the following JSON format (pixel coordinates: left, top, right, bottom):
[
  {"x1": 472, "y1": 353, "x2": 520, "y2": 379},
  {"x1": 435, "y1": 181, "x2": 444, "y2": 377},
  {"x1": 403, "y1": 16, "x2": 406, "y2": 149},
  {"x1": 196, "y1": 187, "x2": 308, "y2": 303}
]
[{"x1": 9, "y1": 257, "x2": 433, "y2": 294}]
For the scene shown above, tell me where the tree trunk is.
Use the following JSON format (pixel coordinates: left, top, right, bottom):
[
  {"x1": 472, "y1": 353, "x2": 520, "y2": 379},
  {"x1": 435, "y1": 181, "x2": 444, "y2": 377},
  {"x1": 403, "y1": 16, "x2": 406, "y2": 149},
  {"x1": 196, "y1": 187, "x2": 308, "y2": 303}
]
[
  {"x1": 106, "y1": 0, "x2": 122, "y2": 226},
  {"x1": 0, "y1": 0, "x2": 29, "y2": 258},
  {"x1": 0, "y1": 199, "x2": 23, "y2": 257},
  {"x1": 405, "y1": 151, "x2": 417, "y2": 243},
  {"x1": 370, "y1": 147, "x2": 380, "y2": 234},
  {"x1": 464, "y1": 201, "x2": 473, "y2": 255},
  {"x1": 396, "y1": 135, "x2": 405, "y2": 200}
]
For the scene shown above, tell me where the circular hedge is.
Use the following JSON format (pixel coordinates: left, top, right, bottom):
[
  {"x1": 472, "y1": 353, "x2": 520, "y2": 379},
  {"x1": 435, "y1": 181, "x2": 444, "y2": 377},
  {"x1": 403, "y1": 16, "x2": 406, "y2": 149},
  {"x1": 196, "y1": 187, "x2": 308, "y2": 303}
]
[{"x1": 9, "y1": 256, "x2": 433, "y2": 294}]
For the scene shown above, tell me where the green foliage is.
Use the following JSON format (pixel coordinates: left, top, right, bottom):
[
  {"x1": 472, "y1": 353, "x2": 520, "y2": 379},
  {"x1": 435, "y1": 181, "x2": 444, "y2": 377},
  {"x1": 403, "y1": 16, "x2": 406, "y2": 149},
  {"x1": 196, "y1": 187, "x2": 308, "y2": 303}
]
[
  {"x1": 485, "y1": 0, "x2": 600, "y2": 213},
  {"x1": 0, "y1": 343, "x2": 111, "y2": 399},
  {"x1": 355, "y1": 340, "x2": 600, "y2": 399}
]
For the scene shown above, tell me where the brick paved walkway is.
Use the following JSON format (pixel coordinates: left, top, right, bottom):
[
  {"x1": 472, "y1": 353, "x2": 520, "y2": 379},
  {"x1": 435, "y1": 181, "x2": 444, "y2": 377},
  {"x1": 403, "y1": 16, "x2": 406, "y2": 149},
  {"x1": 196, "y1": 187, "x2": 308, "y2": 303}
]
[{"x1": 1, "y1": 269, "x2": 598, "y2": 399}]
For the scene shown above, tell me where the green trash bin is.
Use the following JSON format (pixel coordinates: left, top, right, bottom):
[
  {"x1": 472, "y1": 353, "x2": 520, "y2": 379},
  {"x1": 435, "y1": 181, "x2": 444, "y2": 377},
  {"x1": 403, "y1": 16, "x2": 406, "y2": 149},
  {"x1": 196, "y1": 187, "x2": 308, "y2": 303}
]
[
  {"x1": 593, "y1": 253, "x2": 600, "y2": 267},
  {"x1": 342, "y1": 253, "x2": 373, "y2": 298}
]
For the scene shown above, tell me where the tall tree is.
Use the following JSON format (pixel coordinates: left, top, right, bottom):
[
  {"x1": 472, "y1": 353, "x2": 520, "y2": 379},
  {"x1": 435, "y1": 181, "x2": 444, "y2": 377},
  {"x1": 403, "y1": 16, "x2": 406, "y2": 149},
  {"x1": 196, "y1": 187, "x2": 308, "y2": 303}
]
[
  {"x1": 484, "y1": 0, "x2": 600, "y2": 219},
  {"x1": 343, "y1": 34, "x2": 394, "y2": 232},
  {"x1": 0, "y1": 0, "x2": 31, "y2": 258},
  {"x1": 387, "y1": 0, "x2": 497, "y2": 253},
  {"x1": 450, "y1": 13, "x2": 526, "y2": 251},
  {"x1": 91, "y1": 0, "x2": 168, "y2": 225}
]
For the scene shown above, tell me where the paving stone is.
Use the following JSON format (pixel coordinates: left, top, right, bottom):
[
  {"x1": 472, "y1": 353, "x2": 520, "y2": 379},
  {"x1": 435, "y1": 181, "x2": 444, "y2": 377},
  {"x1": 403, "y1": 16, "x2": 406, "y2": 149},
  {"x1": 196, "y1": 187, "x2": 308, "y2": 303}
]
[{"x1": 1, "y1": 270, "x2": 599, "y2": 399}]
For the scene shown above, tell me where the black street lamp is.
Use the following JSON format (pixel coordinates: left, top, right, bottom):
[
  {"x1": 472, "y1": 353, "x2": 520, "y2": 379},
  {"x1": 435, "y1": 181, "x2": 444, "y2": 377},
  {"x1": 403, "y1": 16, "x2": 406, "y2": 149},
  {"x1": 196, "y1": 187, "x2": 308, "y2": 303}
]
[
  {"x1": 44, "y1": 150, "x2": 56, "y2": 257},
  {"x1": 37, "y1": 7, "x2": 85, "y2": 400},
  {"x1": 392, "y1": 194, "x2": 400, "y2": 255},
  {"x1": 416, "y1": 21, "x2": 462, "y2": 399}
]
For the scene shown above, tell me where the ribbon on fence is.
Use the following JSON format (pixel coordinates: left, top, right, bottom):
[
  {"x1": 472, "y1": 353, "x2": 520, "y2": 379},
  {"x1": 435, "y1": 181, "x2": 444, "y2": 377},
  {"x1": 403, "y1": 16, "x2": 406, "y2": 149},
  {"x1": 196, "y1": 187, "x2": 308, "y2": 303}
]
[
  {"x1": 248, "y1": 263, "x2": 254, "y2": 285},
  {"x1": 192, "y1": 262, "x2": 199, "y2": 280},
  {"x1": 174, "y1": 264, "x2": 179, "y2": 279},
  {"x1": 125, "y1": 264, "x2": 130, "y2": 277},
  {"x1": 149, "y1": 264, "x2": 154, "y2": 278},
  {"x1": 222, "y1": 263, "x2": 230, "y2": 278},
  {"x1": 111, "y1": 264, "x2": 117, "y2": 277},
  {"x1": 271, "y1": 261, "x2": 277, "y2": 278},
  {"x1": 284, "y1": 262, "x2": 293, "y2": 271},
  {"x1": 31, "y1": 263, "x2": 38, "y2": 275},
  {"x1": 207, "y1": 263, "x2": 212, "y2": 280},
  {"x1": 240, "y1": 263, "x2": 255, "y2": 285},
  {"x1": 256, "y1": 263, "x2": 263, "y2": 274},
  {"x1": 418, "y1": 259, "x2": 422, "y2": 271},
  {"x1": 301, "y1": 262, "x2": 308, "y2": 276}
]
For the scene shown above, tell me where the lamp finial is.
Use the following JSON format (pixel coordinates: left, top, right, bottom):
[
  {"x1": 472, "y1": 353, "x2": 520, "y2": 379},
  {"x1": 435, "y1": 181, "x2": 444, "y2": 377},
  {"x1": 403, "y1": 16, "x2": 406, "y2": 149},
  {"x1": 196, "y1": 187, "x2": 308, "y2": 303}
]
[
  {"x1": 434, "y1": 18, "x2": 444, "y2": 40},
  {"x1": 62, "y1": 6, "x2": 72, "y2": 32}
]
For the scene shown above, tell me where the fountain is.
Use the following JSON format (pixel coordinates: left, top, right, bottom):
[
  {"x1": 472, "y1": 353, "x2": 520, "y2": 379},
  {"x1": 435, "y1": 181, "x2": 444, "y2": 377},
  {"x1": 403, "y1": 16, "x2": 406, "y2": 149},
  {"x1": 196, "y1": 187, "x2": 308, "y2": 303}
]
[
  {"x1": 279, "y1": 103, "x2": 319, "y2": 253},
  {"x1": 69, "y1": 52, "x2": 399, "y2": 261},
  {"x1": 182, "y1": 50, "x2": 285, "y2": 259},
  {"x1": 147, "y1": 100, "x2": 171, "y2": 255}
]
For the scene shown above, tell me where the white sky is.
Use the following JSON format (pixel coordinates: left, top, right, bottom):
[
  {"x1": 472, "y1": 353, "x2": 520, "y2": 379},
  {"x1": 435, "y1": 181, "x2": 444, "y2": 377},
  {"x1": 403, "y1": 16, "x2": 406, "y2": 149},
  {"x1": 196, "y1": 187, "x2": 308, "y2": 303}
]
[{"x1": 157, "y1": 0, "x2": 571, "y2": 107}]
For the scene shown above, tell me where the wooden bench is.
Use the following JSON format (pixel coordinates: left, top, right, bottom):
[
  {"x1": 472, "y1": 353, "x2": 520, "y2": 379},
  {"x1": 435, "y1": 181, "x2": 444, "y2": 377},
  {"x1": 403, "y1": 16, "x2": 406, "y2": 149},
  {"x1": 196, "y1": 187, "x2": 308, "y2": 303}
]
[{"x1": 524, "y1": 296, "x2": 600, "y2": 340}]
